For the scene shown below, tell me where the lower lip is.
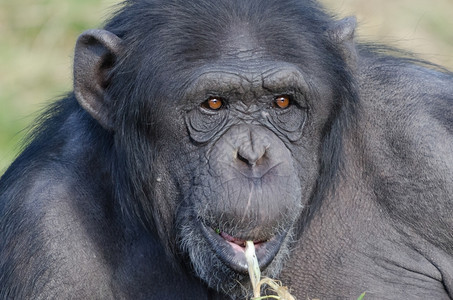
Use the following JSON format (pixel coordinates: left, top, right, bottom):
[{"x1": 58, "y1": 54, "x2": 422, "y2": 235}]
[{"x1": 200, "y1": 223, "x2": 285, "y2": 274}]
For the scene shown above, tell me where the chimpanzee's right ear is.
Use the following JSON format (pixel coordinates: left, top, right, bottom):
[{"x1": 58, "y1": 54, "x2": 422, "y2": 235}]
[{"x1": 74, "y1": 29, "x2": 123, "y2": 131}]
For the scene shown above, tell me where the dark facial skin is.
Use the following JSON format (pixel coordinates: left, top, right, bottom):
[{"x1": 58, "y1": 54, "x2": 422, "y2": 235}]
[{"x1": 178, "y1": 60, "x2": 307, "y2": 293}]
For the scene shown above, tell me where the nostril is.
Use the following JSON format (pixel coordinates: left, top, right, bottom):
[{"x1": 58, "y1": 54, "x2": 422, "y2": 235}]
[
  {"x1": 237, "y1": 152, "x2": 254, "y2": 166},
  {"x1": 236, "y1": 148, "x2": 265, "y2": 166}
]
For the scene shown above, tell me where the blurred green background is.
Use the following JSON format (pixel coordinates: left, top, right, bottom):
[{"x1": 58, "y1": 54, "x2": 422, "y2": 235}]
[{"x1": 0, "y1": 0, "x2": 452, "y2": 174}]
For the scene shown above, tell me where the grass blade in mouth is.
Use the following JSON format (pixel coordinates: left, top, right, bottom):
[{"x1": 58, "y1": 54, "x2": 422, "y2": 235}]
[
  {"x1": 245, "y1": 241, "x2": 261, "y2": 298},
  {"x1": 245, "y1": 241, "x2": 295, "y2": 300}
]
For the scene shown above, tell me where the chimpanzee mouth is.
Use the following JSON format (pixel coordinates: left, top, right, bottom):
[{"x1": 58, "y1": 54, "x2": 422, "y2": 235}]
[{"x1": 200, "y1": 222, "x2": 286, "y2": 274}]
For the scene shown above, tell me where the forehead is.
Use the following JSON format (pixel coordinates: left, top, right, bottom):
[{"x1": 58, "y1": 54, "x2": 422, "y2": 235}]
[
  {"x1": 222, "y1": 22, "x2": 260, "y2": 54},
  {"x1": 182, "y1": 19, "x2": 313, "y2": 94},
  {"x1": 187, "y1": 62, "x2": 306, "y2": 93}
]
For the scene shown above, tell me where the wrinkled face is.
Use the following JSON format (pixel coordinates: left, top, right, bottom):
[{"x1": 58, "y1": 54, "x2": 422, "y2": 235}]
[
  {"x1": 132, "y1": 17, "x2": 341, "y2": 297},
  {"x1": 164, "y1": 56, "x2": 328, "y2": 296}
]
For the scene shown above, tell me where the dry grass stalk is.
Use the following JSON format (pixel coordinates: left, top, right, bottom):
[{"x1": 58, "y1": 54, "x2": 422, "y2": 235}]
[{"x1": 245, "y1": 241, "x2": 295, "y2": 300}]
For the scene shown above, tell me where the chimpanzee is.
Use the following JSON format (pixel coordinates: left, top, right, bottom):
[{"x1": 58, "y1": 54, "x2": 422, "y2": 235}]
[{"x1": 1, "y1": 0, "x2": 452, "y2": 299}]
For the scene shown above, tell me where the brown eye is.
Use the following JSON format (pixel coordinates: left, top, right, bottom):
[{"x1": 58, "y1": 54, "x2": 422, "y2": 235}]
[
  {"x1": 202, "y1": 97, "x2": 223, "y2": 110},
  {"x1": 274, "y1": 95, "x2": 291, "y2": 109}
]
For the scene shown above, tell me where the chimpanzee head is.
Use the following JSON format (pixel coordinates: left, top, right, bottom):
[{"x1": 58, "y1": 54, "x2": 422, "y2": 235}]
[{"x1": 73, "y1": 0, "x2": 357, "y2": 296}]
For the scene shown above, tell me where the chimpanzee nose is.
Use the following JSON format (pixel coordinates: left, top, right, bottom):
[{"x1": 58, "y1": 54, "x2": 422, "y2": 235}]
[
  {"x1": 237, "y1": 143, "x2": 266, "y2": 166},
  {"x1": 235, "y1": 127, "x2": 269, "y2": 166}
]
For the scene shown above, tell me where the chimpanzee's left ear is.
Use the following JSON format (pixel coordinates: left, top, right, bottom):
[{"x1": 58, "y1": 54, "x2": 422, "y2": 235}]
[
  {"x1": 74, "y1": 29, "x2": 123, "y2": 131},
  {"x1": 326, "y1": 16, "x2": 357, "y2": 68}
]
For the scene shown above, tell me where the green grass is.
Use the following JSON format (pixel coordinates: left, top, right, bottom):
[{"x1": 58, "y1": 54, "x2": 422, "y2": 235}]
[
  {"x1": 0, "y1": 0, "x2": 119, "y2": 173},
  {"x1": 0, "y1": 0, "x2": 452, "y2": 174}
]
